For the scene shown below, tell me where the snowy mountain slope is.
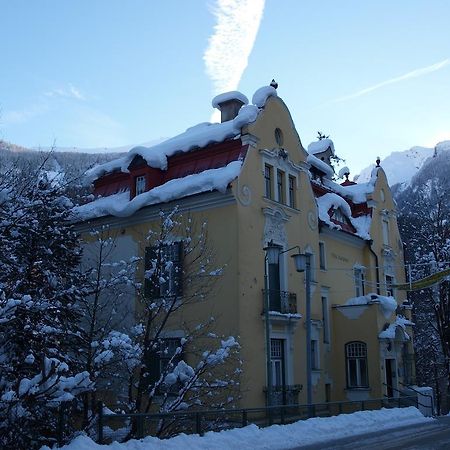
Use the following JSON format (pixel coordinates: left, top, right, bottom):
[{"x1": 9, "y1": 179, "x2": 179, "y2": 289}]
[
  {"x1": 0, "y1": 140, "x2": 125, "y2": 182},
  {"x1": 356, "y1": 144, "x2": 442, "y2": 187},
  {"x1": 33, "y1": 138, "x2": 167, "y2": 155}
]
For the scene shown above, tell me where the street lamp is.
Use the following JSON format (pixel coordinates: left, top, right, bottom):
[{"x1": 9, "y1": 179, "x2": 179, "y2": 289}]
[
  {"x1": 263, "y1": 243, "x2": 312, "y2": 409},
  {"x1": 263, "y1": 240, "x2": 281, "y2": 408},
  {"x1": 291, "y1": 252, "x2": 313, "y2": 408}
]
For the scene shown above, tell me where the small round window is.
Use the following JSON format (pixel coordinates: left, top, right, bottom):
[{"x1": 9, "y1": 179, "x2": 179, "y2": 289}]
[{"x1": 275, "y1": 128, "x2": 284, "y2": 146}]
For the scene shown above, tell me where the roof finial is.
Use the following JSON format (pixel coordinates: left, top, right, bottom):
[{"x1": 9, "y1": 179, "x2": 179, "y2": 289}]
[
  {"x1": 376, "y1": 156, "x2": 381, "y2": 167},
  {"x1": 270, "y1": 79, "x2": 278, "y2": 89}
]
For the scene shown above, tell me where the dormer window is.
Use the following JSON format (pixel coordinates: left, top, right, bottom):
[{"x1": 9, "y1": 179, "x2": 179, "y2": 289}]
[{"x1": 136, "y1": 175, "x2": 146, "y2": 196}]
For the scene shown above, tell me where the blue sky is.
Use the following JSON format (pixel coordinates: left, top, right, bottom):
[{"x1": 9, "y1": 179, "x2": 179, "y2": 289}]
[{"x1": 1, "y1": 0, "x2": 449, "y2": 173}]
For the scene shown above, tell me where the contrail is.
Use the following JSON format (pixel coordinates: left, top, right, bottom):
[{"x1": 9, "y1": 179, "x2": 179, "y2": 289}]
[
  {"x1": 333, "y1": 59, "x2": 450, "y2": 103},
  {"x1": 204, "y1": 0, "x2": 265, "y2": 95}
]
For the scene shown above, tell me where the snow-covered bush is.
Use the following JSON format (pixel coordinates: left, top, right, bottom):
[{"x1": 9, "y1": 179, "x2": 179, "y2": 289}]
[{"x1": 0, "y1": 168, "x2": 92, "y2": 448}]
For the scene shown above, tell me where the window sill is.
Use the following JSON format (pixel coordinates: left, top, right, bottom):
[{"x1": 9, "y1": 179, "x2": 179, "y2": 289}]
[
  {"x1": 345, "y1": 387, "x2": 371, "y2": 391},
  {"x1": 262, "y1": 196, "x2": 300, "y2": 213}
]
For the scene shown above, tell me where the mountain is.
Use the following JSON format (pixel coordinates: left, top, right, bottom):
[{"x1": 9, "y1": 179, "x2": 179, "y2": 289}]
[
  {"x1": 33, "y1": 138, "x2": 167, "y2": 155},
  {"x1": 0, "y1": 140, "x2": 125, "y2": 183},
  {"x1": 357, "y1": 144, "x2": 442, "y2": 188}
]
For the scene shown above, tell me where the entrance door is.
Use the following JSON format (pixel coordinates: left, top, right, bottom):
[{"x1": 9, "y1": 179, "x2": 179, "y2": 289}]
[
  {"x1": 268, "y1": 262, "x2": 281, "y2": 311},
  {"x1": 385, "y1": 359, "x2": 396, "y2": 397},
  {"x1": 270, "y1": 339, "x2": 286, "y2": 405}
]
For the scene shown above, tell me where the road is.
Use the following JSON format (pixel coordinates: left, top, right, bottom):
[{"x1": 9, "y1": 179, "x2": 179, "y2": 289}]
[{"x1": 294, "y1": 416, "x2": 450, "y2": 450}]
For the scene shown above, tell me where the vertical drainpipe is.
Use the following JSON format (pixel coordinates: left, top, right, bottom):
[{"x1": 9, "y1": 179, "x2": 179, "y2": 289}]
[{"x1": 368, "y1": 240, "x2": 381, "y2": 295}]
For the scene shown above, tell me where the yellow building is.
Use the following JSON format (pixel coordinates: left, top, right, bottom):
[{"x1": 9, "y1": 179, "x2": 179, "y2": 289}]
[{"x1": 76, "y1": 85, "x2": 415, "y2": 409}]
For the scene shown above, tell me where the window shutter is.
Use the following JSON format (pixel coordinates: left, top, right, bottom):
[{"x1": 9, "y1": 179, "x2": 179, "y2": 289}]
[
  {"x1": 144, "y1": 246, "x2": 158, "y2": 299},
  {"x1": 147, "y1": 349, "x2": 161, "y2": 385},
  {"x1": 174, "y1": 241, "x2": 184, "y2": 296}
]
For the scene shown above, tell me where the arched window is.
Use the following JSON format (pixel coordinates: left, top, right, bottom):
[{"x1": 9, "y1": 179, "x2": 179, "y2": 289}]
[{"x1": 345, "y1": 341, "x2": 368, "y2": 388}]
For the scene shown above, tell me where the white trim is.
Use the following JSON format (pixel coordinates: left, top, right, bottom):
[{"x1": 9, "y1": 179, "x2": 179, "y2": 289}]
[
  {"x1": 271, "y1": 330, "x2": 293, "y2": 385},
  {"x1": 75, "y1": 189, "x2": 236, "y2": 233}
]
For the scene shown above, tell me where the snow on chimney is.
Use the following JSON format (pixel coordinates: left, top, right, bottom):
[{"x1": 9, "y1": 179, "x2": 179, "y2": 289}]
[{"x1": 212, "y1": 91, "x2": 249, "y2": 123}]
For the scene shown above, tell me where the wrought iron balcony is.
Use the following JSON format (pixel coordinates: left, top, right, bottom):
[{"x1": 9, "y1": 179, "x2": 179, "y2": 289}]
[
  {"x1": 262, "y1": 289, "x2": 297, "y2": 314},
  {"x1": 264, "y1": 384, "x2": 303, "y2": 406}
]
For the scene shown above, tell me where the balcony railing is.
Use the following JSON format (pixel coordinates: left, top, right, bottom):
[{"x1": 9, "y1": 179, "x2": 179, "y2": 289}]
[
  {"x1": 264, "y1": 384, "x2": 303, "y2": 406},
  {"x1": 262, "y1": 290, "x2": 297, "y2": 314}
]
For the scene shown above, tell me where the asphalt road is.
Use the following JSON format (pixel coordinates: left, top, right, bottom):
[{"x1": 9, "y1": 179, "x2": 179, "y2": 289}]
[{"x1": 293, "y1": 416, "x2": 450, "y2": 450}]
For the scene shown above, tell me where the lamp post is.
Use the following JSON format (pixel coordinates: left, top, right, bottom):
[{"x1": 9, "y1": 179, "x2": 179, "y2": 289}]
[
  {"x1": 263, "y1": 241, "x2": 281, "y2": 408},
  {"x1": 263, "y1": 244, "x2": 312, "y2": 409},
  {"x1": 291, "y1": 252, "x2": 312, "y2": 408}
]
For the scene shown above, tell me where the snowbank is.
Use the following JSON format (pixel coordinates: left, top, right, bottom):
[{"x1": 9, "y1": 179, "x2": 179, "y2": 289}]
[
  {"x1": 75, "y1": 161, "x2": 242, "y2": 220},
  {"x1": 46, "y1": 407, "x2": 432, "y2": 450}
]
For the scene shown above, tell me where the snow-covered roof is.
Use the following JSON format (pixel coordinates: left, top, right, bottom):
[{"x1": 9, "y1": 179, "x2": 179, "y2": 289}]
[
  {"x1": 75, "y1": 161, "x2": 242, "y2": 220},
  {"x1": 379, "y1": 315, "x2": 414, "y2": 340},
  {"x1": 316, "y1": 193, "x2": 371, "y2": 240},
  {"x1": 85, "y1": 86, "x2": 282, "y2": 185},
  {"x1": 307, "y1": 154, "x2": 334, "y2": 178},
  {"x1": 345, "y1": 293, "x2": 397, "y2": 319},
  {"x1": 211, "y1": 91, "x2": 249, "y2": 109},
  {"x1": 307, "y1": 138, "x2": 335, "y2": 155},
  {"x1": 252, "y1": 86, "x2": 278, "y2": 108},
  {"x1": 85, "y1": 105, "x2": 258, "y2": 183}
]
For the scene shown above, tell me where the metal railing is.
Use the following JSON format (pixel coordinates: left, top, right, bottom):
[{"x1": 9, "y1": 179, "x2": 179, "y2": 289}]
[
  {"x1": 97, "y1": 395, "x2": 420, "y2": 444},
  {"x1": 382, "y1": 382, "x2": 433, "y2": 412},
  {"x1": 262, "y1": 289, "x2": 297, "y2": 314}
]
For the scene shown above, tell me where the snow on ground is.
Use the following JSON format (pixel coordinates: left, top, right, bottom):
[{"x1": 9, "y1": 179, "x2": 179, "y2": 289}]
[{"x1": 45, "y1": 407, "x2": 432, "y2": 450}]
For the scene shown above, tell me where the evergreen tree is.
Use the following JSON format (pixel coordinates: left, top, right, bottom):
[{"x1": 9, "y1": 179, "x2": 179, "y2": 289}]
[
  {"x1": 0, "y1": 172, "x2": 91, "y2": 449},
  {"x1": 398, "y1": 165, "x2": 450, "y2": 413}
]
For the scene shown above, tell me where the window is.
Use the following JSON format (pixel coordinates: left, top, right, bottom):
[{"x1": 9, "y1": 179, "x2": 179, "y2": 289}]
[
  {"x1": 148, "y1": 338, "x2": 183, "y2": 393},
  {"x1": 144, "y1": 242, "x2": 183, "y2": 298},
  {"x1": 277, "y1": 169, "x2": 285, "y2": 204},
  {"x1": 274, "y1": 128, "x2": 284, "y2": 146},
  {"x1": 136, "y1": 175, "x2": 146, "y2": 195},
  {"x1": 354, "y1": 267, "x2": 365, "y2": 297},
  {"x1": 319, "y1": 242, "x2": 326, "y2": 270},
  {"x1": 322, "y1": 296, "x2": 330, "y2": 344},
  {"x1": 382, "y1": 219, "x2": 390, "y2": 246},
  {"x1": 268, "y1": 257, "x2": 281, "y2": 311},
  {"x1": 264, "y1": 164, "x2": 273, "y2": 199},
  {"x1": 270, "y1": 339, "x2": 285, "y2": 386},
  {"x1": 288, "y1": 176, "x2": 296, "y2": 208},
  {"x1": 385, "y1": 275, "x2": 394, "y2": 297},
  {"x1": 311, "y1": 339, "x2": 320, "y2": 370},
  {"x1": 346, "y1": 342, "x2": 368, "y2": 388}
]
